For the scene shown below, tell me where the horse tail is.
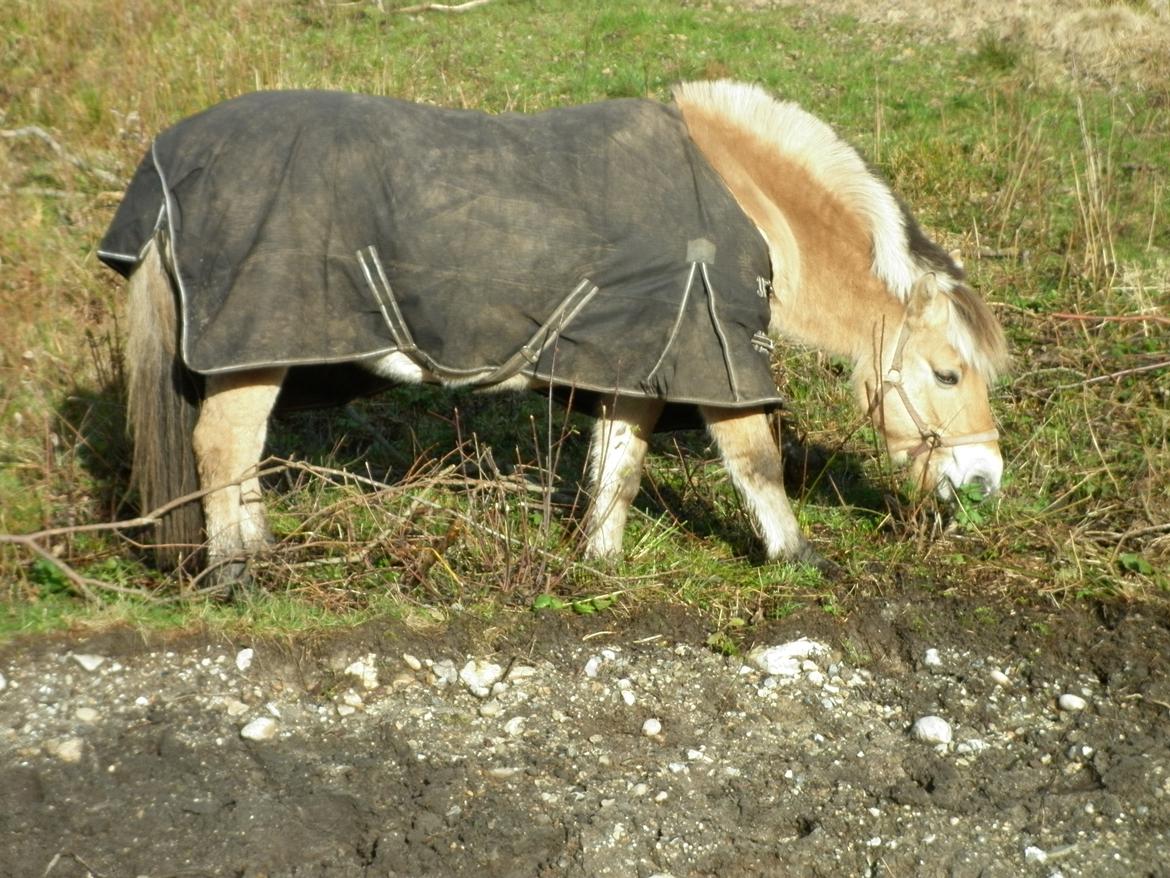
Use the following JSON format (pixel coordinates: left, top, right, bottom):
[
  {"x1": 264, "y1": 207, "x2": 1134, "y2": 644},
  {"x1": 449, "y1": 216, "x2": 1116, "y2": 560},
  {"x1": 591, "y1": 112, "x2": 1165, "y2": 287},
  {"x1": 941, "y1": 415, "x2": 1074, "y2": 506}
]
[{"x1": 125, "y1": 237, "x2": 204, "y2": 569}]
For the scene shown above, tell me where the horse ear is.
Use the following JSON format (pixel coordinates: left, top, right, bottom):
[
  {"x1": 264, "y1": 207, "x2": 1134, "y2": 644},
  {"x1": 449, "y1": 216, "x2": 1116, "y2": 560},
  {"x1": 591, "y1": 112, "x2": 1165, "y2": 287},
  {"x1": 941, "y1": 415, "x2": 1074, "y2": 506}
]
[{"x1": 907, "y1": 274, "x2": 949, "y2": 325}]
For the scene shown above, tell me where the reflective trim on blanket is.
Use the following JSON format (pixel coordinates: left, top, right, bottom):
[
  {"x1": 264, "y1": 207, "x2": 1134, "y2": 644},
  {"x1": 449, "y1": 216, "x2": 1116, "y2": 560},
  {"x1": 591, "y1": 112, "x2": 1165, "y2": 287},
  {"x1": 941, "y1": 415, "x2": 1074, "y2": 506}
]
[{"x1": 358, "y1": 245, "x2": 419, "y2": 356}]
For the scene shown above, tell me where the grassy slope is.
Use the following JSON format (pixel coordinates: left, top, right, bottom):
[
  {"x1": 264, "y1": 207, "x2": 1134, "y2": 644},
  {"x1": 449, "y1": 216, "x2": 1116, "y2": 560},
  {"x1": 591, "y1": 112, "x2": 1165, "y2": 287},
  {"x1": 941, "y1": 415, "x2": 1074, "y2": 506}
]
[{"x1": 1, "y1": 0, "x2": 1167, "y2": 637}]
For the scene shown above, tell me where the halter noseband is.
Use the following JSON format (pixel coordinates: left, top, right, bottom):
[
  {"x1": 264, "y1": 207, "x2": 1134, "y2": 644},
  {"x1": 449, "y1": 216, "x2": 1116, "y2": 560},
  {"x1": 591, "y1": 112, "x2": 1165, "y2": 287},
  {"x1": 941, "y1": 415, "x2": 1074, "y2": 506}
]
[{"x1": 867, "y1": 320, "x2": 999, "y2": 461}]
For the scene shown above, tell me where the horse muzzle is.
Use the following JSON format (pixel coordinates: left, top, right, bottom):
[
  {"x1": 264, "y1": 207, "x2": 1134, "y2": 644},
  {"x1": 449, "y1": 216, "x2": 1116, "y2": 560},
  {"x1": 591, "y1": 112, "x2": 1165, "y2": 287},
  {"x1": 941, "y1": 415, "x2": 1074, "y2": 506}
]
[{"x1": 927, "y1": 441, "x2": 1004, "y2": 503}]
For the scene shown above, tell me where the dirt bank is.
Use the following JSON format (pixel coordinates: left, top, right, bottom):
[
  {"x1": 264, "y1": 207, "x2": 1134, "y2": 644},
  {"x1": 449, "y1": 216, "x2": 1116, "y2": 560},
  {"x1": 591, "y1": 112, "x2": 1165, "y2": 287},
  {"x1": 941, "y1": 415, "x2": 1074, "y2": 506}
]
[{"x1": 3, "y1": 598, "x2": 1169, "y2": 877}]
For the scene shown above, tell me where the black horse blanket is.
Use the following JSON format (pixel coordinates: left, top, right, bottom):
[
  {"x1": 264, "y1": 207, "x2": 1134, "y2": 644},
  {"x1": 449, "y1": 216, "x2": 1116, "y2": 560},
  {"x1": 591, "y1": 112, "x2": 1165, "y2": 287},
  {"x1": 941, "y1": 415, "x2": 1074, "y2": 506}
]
[{"x1": 100, "y1": 91, "x2": 782, "y2": 409}]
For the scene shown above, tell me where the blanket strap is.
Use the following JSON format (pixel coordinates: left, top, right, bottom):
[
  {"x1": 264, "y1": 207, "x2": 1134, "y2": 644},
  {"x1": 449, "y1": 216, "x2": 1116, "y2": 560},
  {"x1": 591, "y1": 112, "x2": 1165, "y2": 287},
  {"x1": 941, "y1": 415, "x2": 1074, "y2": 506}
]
[
  {"x1": 358, "y1": 245, "x2": 419, "y2": 356},
  {"x1": 482, "y1": 278, "x2": 599, "y2": 384},
  {"x1": 360, "y1": 242, "x2": 601, "y2": 387}
]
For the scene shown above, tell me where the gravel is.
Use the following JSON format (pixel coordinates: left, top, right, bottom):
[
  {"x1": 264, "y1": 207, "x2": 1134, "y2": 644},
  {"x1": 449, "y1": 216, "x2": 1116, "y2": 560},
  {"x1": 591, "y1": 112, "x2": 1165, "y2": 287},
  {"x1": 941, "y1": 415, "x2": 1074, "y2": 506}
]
[{"x1": 2, "y1": 599, "x2": 1169, "y2": 876}]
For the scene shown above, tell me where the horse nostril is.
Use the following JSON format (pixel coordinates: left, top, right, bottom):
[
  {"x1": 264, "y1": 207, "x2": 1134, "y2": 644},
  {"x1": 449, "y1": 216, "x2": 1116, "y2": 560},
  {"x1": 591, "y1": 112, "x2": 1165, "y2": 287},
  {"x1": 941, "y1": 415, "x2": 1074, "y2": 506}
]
[{"x1": 966, "y1": 473, "x2": 998, "y2": 497}]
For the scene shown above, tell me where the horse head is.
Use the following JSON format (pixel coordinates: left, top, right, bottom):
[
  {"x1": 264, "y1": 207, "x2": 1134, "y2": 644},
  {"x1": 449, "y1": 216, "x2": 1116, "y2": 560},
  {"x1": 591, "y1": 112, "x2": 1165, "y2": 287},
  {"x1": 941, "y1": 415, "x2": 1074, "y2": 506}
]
[{"x1": 858, "y1": 274, "x2": 1007, "y2": 501}]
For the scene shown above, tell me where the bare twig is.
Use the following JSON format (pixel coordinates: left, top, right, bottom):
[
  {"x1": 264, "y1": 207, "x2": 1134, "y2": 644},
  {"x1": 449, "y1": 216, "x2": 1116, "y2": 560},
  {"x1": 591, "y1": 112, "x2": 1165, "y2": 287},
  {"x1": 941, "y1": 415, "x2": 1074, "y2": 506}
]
[
  {"x1": 1050, "y1": 311, "x2": 1170, "y2": 326},
  {"x1": 393, "y1": 0, "x2": 493, "y2": 12},
  {"x1": 1055, "y1": 359, "x2": 1170, "y2": 389},
  {"x1": 1, "y1": 125, "x2": 120, "y2": 185},
  {"x1": 0, "y1": 455, "x2": 616, "y2": 598}
]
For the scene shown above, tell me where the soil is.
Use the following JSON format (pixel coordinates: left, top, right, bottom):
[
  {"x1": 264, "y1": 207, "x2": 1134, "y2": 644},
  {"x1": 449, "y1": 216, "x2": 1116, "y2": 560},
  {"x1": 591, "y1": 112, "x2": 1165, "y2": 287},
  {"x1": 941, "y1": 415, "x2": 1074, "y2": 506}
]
[{"x1": 3, "y1": 597, "x2": 1170, "y2": 877}]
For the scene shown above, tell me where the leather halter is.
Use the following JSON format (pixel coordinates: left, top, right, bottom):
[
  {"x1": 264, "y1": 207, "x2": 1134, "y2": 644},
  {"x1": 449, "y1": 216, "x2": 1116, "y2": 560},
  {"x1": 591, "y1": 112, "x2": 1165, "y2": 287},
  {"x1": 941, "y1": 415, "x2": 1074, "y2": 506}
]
[{"x1": 867, "y1": 320, "x2": 1000, "y2": 461}]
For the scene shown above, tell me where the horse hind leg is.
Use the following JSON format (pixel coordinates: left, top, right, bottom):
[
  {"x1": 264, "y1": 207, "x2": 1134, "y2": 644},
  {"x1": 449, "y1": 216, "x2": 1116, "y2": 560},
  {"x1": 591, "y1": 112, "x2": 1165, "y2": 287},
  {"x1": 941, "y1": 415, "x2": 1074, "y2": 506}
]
[
  {"x1": 583, "y1": 396, "x2": 664, "y2": 559},
  {"x1": 192, "y1": 368, "x2": 286, "y2": 592},
  {"x1": 701, "y1": 405, "x2": 826, "y2": 568}
]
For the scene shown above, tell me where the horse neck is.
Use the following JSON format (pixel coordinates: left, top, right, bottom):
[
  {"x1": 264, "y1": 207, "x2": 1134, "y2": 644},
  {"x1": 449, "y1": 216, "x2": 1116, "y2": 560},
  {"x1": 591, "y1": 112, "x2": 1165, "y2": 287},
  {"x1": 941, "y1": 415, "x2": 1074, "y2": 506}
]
[{"x1": 677, "y1": 101, "x2": 905, "y2": 366}]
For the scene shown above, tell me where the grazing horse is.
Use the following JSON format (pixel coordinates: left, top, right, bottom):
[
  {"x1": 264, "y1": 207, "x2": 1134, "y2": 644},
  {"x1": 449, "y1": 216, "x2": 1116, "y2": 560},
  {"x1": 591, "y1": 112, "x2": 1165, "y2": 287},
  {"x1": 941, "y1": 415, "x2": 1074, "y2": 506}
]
[{"x1": 102, "y1": 80, "x2": 1008, "y2": 587}]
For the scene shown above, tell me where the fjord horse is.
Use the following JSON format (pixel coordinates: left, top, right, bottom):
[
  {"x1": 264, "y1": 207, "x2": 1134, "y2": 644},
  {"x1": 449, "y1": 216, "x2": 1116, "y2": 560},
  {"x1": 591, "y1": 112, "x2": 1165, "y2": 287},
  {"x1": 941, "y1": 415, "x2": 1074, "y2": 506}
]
[{"x1": 121, "y1": 80, "x2": 1008, "y2": 587}]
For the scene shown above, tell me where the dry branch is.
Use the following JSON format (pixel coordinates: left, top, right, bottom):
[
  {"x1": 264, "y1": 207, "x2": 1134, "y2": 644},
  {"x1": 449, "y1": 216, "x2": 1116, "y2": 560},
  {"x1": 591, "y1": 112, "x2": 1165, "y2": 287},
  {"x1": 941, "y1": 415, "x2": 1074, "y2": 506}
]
[
  {"x1": 0, "y1": 455, "x2": 616, "y2": 600},
  {"x1": 393, "y1": 0, "x2": 493, "y2": 12},
  {"x1": 1049, "y1": 312, "x2": 1170, "y2": 326},
  {"x1": 1, "y1": 125, "x2": 120, "y2": 185}
]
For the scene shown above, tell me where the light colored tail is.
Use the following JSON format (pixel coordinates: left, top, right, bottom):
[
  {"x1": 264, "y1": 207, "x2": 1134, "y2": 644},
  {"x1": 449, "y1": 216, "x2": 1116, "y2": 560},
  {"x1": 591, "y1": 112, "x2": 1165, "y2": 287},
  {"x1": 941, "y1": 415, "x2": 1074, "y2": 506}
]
[{"x1": 125, "y1": 238, "x2": 204, "y2": 569}]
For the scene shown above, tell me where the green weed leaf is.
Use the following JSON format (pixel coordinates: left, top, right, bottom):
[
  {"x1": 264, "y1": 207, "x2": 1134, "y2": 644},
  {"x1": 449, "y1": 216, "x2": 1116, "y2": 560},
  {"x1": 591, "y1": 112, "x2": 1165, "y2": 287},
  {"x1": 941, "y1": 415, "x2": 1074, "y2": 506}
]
[{"x1": 1118, "y1": 553, "x2": 1154, "y2": 576}]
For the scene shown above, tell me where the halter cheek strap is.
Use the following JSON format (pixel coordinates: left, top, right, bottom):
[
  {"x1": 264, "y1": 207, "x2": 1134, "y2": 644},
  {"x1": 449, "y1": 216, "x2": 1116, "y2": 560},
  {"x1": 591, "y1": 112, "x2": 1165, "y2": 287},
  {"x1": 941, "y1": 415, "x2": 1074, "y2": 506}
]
[{"x1": 867, "y1": 321, "x2": 999, "y2": 461}]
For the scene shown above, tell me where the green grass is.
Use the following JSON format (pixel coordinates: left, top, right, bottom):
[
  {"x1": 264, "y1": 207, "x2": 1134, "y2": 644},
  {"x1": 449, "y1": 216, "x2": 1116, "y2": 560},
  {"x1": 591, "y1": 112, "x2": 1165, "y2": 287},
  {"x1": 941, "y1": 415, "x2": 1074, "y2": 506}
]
[{"x1": 1, "y1": 0, "x2": 1168, "y2": 639}]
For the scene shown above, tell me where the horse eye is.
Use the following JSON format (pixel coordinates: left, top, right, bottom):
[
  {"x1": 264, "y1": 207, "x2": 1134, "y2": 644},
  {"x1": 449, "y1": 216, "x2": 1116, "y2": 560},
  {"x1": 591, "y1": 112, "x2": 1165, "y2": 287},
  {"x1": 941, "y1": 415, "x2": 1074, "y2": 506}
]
[{"x1": 934, "y1": 369, "x2": 960, "y2": 387}]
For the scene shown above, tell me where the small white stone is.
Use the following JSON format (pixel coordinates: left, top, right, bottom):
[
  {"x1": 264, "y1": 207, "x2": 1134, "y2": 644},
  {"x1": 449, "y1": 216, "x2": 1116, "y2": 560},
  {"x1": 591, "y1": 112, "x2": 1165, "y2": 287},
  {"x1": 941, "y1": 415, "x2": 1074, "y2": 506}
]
[
  {"x1": 460, "y1": 659, "x2": 504, "y2": 698},
  {"x1": 431, "y1": 660, "x2": 458, "y2": 687},
  {"x1": 621, "y1": 689, "x2": 636, "y2": 706},
  {"x1": 240, "y1": 717, "x2": 278, "y2": 741},
  {"x1": 478, "y1": 701, "x2": 505, "y2": 718},
  {"x1": 225, "y1": 698, "x2": 249, "y2": 717},
  {"x1": 402, "y1": 653, "x2": 422, "y2": 671},
  {"x1": 336, "y1": 704, "x2": 357, "y2": 718},
  {"x1": 235, "y1": 648, "x2": 254, "y2": 672},
  {"x1": 911, "y1": 716, "x2": 953, "y2": 746},
  {"x1": 990, "y1": 669, "x2": 1011, "y2": 686},
  {"x1": 957, "y1": 738, "x2": 989, "y2": 754},
  {"x1": 748, "y1": 639, "x2": 830, "y2": 677},
  {"x1": 508, "y1": 664, "x2": 537, "y2": 680},
  {"x1": 923, "y1": 648, "x2": 942, "y2": 667},
  {"x1": 1024, "y1": 845, "x2": 1048, "y2": 863},
  {"x1": 641, "y1": 717, "x2": 663, "y2": 737},
  {"x1": 75, "y1": 707, "x2": 99, "y2": 724},
  {"x1": 49, "y1": 737, "x2": 85, "y2": 763},
  {"x1": 486, "y1": 767, "x2": 521, "y2": 780},
  {"x1": 503, "y1": 716, "x2": 525, "y2": 737},
  {"x1": 806, "y1": 670, "x2": 826, "y2": 687},
  {"x1": 344, "y1": 654, "x2": 379, "y2": 690},
  {"x1": 1058, "y1": 693, "x2": 1088, "y2": 712},
  {"x1": 341, "y1": 690, "x2": 364, "y2": 708},
  {"x1": 70, "y1": 654, "x2": 105, "y2": 672},
  {"x1": 583, "y1": 655, "x2": 603, "y2": 678},
  {"x1": 0, "y1": 671, "x2": 7, "y2": 691}
]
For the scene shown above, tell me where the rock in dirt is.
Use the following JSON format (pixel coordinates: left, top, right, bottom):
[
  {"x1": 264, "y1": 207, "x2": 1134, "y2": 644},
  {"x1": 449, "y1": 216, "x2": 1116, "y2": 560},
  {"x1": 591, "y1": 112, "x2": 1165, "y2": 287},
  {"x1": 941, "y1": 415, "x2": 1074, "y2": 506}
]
[
  {"x1": 1059, "y1": 693, "x2": 1088, "y2": 712},
  {"x1": 235, "y1": 648, "x2": 254, "y2": 672},
  {"x1": 912, "y1": 715, "x2": 954, "y2": 746},
  {"x1": 344, "y1": 654, "x2": 380, "y2": 690},
  {"x1": 748, "y1": 638, "x2": 830, "y2": 676},
  {"x1": 46, "y1": 737, "x2": 84, "y2": 763},
  {"x1": 460, "y1": 659, "x2": 504, "y2": 697},
  {"x1": 239, "y1": 717, "x2": 278, "y2": 741},
  {"x1": 69, "y1": 654, "x2": 105, "y2": 672}
]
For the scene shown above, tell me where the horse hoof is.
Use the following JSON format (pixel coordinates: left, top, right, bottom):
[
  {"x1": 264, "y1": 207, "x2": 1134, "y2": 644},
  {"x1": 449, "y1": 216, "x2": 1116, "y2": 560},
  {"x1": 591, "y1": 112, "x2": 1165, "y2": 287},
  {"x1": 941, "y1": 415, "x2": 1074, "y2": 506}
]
[
  {"x1": 795, "y1": 542, "x2": 840, "y2": 577},
  {"x1": 199, "y1": 558, "x2": 255, "y2": 600}
]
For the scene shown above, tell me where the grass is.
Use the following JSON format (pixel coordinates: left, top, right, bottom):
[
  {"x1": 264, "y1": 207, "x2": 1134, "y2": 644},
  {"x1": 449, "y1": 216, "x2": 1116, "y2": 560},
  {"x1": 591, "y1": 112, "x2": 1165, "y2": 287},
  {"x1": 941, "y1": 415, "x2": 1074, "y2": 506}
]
[{"x1": 1, "y1": 0, "x2": 1168, "y2": 640}]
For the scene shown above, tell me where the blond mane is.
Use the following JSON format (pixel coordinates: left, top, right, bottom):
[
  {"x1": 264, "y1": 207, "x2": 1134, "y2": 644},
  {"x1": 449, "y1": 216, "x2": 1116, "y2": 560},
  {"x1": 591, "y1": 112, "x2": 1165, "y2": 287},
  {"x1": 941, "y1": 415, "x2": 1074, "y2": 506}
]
[{"x1": 673, "y1": 79, "x2": 1008, "y2": 380}]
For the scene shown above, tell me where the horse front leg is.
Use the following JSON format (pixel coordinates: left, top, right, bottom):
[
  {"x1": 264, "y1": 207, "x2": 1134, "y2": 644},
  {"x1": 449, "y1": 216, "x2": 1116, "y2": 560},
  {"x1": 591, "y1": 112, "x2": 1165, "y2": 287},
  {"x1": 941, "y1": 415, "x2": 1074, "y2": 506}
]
[
  {"x1": 700, "y1": 405, "x2": 825, "y2": 567},
  {"x1": 192, "y1": 368, "x2": 286, "y2": 592},
  {"x1": 583, "y1": 396, "x2": 664, "y2": 559}
]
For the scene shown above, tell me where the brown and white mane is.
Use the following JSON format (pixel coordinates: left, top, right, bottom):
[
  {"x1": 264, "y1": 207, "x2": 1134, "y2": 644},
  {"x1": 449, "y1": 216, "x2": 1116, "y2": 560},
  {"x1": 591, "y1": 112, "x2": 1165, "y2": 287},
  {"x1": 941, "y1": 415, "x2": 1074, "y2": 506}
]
[{"x1": 673, "y1": 80, "x2": 1008, "y2": 383}]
